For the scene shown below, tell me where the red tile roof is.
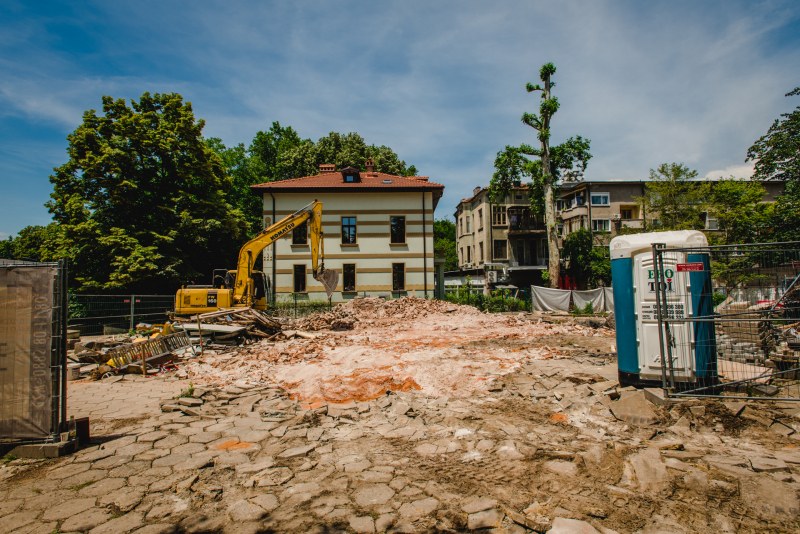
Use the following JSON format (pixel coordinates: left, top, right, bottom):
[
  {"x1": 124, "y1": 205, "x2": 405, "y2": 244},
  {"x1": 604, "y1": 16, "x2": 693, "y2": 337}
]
[{"x1": 251, "y1": 171, "x2": 444, "y2": 194}]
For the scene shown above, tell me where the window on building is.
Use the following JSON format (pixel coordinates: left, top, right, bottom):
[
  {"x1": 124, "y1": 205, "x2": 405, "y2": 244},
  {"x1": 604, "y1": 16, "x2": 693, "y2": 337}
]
[
  {"x1": 477, "y1": 209, "x2": 483, "y2": 231},
  {"x1": 344, "y1": 174, "x2": 356, "y2": 183},
  {"x1": 492, "y1": 205, "x2": 507, "y2": 226},
  {"x1": 392, "y1": 263, "x2": 405, "y2": 291},
  {"x1": 343, "y1": 264, "x2": 356, "y2": 291},
  {"x1": 557, "y1": 223, "x2": 564, "y2": 236},
  {"x1": 515, "y1": 193, "x2": 524, "y2": 200},
  {"x1": 590, "y1": 193, "x2": 610, "y2": 206},
  {"x1": 479, "y1": 242, "x2": 484, "y2": 263},
  {"x1": 493, "y1": 240, "x2": 507, "y2": 259},
  {"x1": 292, "y1": 221, "x2": 308, "y2": 245},
  {"x1": 293, "y1": 264, "x2": 306, "y2": 292},
  {"x1": 459, "y1": 217, "x2": 463, "y2": 236},
  {"x1": 620, "y1": 208, "x2": 633, "y2": 220},
  {"x1": 341, "y1": 216, "x2": 357, "y2": 244},
  {"x1": 592, "y1": 219, "x2": 611, "y2": 232},
  {"x1": 466, "y1": 216, "x2": 471, "y2": 233},
  {"x1": 459, "y1": 248, "x2": 463, "y2": 264},
  {"x1": 705, "y1": 214, "x2": 719, "y2": 230},
  {"x1": 467, "y1": 246, "x2": 472, "y2": 263},
  {"x1": 390, "y1": 216, "x2": 406, "y2": 244}
]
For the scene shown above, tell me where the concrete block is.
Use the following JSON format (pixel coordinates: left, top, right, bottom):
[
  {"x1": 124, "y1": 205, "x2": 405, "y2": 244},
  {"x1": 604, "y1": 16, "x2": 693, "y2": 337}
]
[{"x1": 10, "y1": 439, "x2": 77, "y2": 459}]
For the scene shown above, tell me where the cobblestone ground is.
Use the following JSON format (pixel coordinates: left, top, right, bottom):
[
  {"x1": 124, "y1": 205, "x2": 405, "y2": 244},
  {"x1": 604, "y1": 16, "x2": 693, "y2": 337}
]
[{"x1": 1, "y1": 357, "x2": 799, "y2": 533}]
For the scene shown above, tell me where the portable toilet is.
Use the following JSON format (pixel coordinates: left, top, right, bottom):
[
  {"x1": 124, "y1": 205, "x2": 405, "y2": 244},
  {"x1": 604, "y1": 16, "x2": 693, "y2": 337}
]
[{"x1": 609, "y1": 230, "x2": 716, "y2": 387}]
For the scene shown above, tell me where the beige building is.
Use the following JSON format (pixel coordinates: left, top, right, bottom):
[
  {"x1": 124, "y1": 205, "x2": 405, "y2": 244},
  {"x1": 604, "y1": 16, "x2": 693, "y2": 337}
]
[
  {"x1": 454, "y1": 186, "x2": 547, "y2": 288},
  {"x1": 558, "y1": 179, "x2": 786, "y2": 245},
  {"x1": 251, "y1": 162, "x2": 444, "y2": 302}
]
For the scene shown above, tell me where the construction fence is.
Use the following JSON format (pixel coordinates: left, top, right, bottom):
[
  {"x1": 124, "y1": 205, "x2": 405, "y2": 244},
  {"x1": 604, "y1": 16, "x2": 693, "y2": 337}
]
[
  {"x1": 653, "y1": 241, "x2": 800, "y2": 401},
  {"x1": 68, "y1": 294, "x2": 175, "y2": 336},
  {"x1": 0, "y1": 260, "x2": 68, "y2": 441}
]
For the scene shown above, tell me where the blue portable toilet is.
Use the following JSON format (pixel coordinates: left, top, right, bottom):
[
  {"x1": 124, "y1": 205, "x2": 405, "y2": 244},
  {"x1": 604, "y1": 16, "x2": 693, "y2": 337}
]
[{"x1": 609, "y1": 231, "x2": 717, "y2": 388}]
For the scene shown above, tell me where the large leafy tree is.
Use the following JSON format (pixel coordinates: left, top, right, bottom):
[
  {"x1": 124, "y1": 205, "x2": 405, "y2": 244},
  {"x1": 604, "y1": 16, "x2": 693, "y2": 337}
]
[
  {"x1": 489, "y1": 63, "x2": 591, "y2": 287},
  {"x1": 48, "y1": 92, "x2": 248, "y2": 292},
  {"x1": 747, "y1": 87, "x2": 800, "y2": 182},
  {"x1": 641, "y1": 163, "x2": 708, "y2": 230},
  {"x1": 433, "y1": 219, "x2": 458, "y2": 272},
  {"x1": 747, "y1": 87, "x2": 800, "y2": 241}
]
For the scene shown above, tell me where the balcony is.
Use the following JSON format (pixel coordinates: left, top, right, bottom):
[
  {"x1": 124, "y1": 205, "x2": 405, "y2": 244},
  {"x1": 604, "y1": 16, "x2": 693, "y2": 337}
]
[{"x1": 507, "y1": 208, "x2": 545, "y2": 234}]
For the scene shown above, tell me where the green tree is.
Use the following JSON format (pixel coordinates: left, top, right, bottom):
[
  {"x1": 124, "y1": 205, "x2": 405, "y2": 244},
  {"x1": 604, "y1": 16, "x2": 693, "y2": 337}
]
[
  {"x1": 0, "y1": 236, "x2": 13, "y2": 258},
  {"x1": 48, "y1": 92, "x2": 248, "y2": 292},
  {"x1": 249, "y1": 121, "x2": 305, "y2": 182},
  {"x1": 278, "y1": 131, "x2": 416, "y2": 178},
  {"x1": 489, "y1": 63, "x2": 591, "y2": 287},
  {"x1": 562, "y1": 229, "x2": 610, "y2": 288},
  {"x1": 433, "y1": 219, "x2": 458, "y2": 272},
  {"x1": 641, "y1": 163, "x2": 708, "y2": 230},
  {"x1": 706, "y1": 179, "x2": 773, "y2": 244},
  {"x1": 7, "y1": 224, "x2": 63, "y2": 261},
  {"x1": 206, "y1": 138, "x2": 263, "y2": 235},
  {"x1": 747, "y1": 87, "x2": 800, "y2": 182},
  {"x1": 747, "y1": 87, "x2": 800, "y2": 241}
]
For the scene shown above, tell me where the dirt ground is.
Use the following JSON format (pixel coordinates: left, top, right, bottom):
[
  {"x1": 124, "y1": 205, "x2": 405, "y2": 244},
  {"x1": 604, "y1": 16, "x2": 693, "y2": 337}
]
[{"x1": 1, "y1": 297, "x2": 799, "y2": 534}]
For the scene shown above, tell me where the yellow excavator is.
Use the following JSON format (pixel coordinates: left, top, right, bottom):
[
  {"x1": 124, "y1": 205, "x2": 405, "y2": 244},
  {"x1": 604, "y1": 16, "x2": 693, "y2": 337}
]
[{"x1": 175, "y1": 200, "x2": 337, "y2": 314}]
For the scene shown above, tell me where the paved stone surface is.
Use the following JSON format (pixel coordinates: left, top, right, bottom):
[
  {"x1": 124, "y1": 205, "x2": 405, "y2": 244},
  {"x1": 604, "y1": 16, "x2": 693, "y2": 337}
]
[{"x1": 1, "y1": 328, "x2": 799, "y2": 534}]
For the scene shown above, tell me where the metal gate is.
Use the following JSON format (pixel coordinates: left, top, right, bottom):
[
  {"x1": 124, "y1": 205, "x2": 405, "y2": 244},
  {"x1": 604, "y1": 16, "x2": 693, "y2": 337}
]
[
  {"x1": 653, "y1": 241, "x2": 800, "y2": 400},
  {"x1": 0, "y1": 260, "x2": 68, "y2": 441}
]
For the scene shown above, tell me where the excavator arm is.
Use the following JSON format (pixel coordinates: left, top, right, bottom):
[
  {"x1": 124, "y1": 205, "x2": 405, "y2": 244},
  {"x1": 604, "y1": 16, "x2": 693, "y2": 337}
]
[{"x1": 232, "y1": 200, "x2": 328, "y2": 306}]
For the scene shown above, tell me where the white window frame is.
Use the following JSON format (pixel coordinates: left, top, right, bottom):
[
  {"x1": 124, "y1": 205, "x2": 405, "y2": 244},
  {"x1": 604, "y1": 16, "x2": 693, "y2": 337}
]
[
  {"x1": 592, "y1": 219, "x2": 611, "y2": 232},
  {"x1": 590, "y1": 192, "x2": 610, "y2": 206}
]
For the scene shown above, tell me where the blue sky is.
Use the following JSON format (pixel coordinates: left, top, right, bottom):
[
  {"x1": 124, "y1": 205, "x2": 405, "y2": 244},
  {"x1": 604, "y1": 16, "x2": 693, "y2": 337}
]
[{"x1": 1, "y1": 0, "x2": 799, "y2": 239}]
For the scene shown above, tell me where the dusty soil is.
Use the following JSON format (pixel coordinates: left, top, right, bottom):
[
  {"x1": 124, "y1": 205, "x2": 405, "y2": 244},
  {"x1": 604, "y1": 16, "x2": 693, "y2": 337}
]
[{"x1": 1, "y1": 297, "x2": 798, "y2": 534}]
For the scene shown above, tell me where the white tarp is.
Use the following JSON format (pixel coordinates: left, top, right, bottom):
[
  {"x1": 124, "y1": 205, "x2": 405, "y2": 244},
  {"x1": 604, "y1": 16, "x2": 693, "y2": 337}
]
[
  {"x1": 530, "y1": 285, "x2": 615, "y2": 313},
  {"x1": 603, "y1": 287, "x2": 615, "y2": 312},
  {"x1": 531, "y1": 285, "x2": 571, "y2": 312},
  {"x1": 573, "y1": 288, "x2": 604, "y2": 312}
]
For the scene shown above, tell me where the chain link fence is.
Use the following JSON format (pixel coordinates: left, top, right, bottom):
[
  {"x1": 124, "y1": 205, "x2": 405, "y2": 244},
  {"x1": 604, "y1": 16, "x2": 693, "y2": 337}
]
[
  {"x1": 68, "y1": 294, "x2": 175, "y2": 336},
  {"x1": 653, "y1": 241, "x2": 800, "y2": 400}
]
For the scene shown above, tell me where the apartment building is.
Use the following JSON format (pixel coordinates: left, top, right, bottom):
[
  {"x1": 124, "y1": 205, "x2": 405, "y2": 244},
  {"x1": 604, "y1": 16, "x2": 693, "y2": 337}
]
[
  {"x1": 251, "y1": 161, "x2": 444, "y2": 302},
  {"x1": 454, "y1": 186, "x2": 548, "y2": 288},
  {"x1": 558, "y1": 179, "x2": 785, "y2": 245}
]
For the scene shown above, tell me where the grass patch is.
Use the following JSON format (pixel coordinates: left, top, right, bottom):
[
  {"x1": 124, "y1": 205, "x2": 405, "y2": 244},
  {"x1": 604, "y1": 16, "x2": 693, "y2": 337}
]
[{"x1": 1, "y1": 454, "x2": 17, "y2": 464}]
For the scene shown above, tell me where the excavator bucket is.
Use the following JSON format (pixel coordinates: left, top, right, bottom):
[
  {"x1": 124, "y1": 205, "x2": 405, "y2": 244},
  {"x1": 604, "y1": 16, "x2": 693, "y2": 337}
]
[{"x1": 316, "y1": 269, "x2": 339, "y2": 298}]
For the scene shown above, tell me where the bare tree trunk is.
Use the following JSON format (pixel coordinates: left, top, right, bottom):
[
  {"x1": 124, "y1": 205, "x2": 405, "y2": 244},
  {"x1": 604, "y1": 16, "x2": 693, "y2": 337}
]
[{"x1": 540, "y1": 74, "x2": 560, "y2": 288}]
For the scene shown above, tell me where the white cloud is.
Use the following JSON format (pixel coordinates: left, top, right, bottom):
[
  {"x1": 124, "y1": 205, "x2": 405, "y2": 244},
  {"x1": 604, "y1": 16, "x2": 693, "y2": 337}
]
[{"x1": 705, "y1": 162, "x2": 756, "y2": 180}]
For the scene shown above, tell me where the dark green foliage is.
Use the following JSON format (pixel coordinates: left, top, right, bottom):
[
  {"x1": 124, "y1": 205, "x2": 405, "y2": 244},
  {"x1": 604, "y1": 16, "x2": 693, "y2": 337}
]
[
  {"x1": 433, "y1": 219, "x2": 458, "y2": 272},
  {"x1": 747, "y1": 87, "x2": 800, "y2": 183},
  {"x1": 562, "y1": 229, "x2": 611, "y2": 288},
  {"x1": 276, "y1": 131, "x2": 416, "y2": 179},
  {"x1": 48, "y1": 92, "x2": 249, "y2": 293},
  {"x1": 771, "y1": 180, "x2": 800, "y2": 241}
]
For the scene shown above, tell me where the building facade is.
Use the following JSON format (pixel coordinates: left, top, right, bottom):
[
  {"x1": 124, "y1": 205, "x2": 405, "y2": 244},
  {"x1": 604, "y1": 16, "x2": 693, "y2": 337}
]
[
  {"x1": 557, "y1": 179, "x2": 785, "y2": 245},
  {"x1": 251, "y1": 162, "x2": 444, "y2": 303},
  {"x1": 454, "y1": 186, "x2": 548, "y2": 289}
]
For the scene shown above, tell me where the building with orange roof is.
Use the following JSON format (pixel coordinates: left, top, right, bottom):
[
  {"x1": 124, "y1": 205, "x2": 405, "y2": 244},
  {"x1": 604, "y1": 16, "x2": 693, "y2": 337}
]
[{"x1": 251, "y1": 160, "x2": 444, "y2": 303}]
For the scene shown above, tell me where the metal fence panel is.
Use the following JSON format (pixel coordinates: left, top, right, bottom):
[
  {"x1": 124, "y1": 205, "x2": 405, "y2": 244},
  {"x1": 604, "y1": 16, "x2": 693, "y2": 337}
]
[
  {"x1": 653, "y1": 242, "x2": 800, "y2": 400},
  {"x1": 68, "y1": 294, "x2": 175, "y2": 335}
]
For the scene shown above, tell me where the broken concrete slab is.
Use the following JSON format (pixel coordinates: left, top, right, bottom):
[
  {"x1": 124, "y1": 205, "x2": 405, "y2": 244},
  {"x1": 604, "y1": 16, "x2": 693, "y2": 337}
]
[{"x1": 609, "y1": 390, "x2": 659, "y2": 426}]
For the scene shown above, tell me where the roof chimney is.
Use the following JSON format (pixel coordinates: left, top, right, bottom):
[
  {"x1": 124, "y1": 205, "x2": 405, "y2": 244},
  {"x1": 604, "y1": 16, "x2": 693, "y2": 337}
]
[
  {"x1": 319, "y1": 163, "x2": 336, "y2": 174},
  {"x1": 473, "y1": 186, "x2": 482, "y2": 196},
  {"x1": 365, "y1": 158, "x2": 375, "y2": 173}
]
